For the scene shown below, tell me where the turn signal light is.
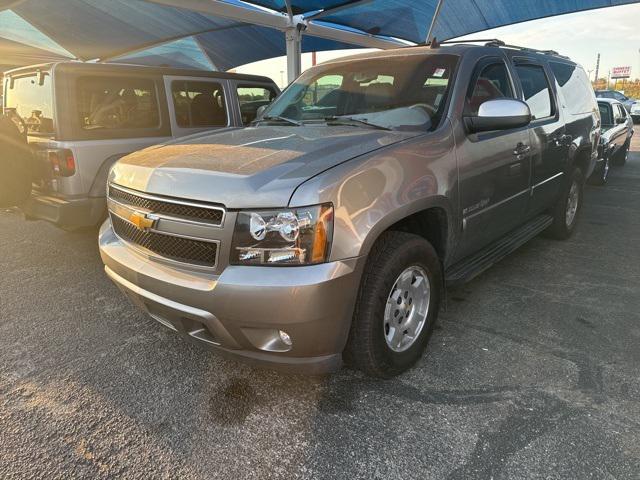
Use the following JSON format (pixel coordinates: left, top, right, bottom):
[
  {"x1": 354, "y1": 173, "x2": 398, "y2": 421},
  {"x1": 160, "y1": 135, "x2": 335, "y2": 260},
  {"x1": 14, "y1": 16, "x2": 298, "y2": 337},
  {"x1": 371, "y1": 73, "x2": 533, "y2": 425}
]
[{"x1": 47, "y1": 149, "x2": 76, "y2": 177}]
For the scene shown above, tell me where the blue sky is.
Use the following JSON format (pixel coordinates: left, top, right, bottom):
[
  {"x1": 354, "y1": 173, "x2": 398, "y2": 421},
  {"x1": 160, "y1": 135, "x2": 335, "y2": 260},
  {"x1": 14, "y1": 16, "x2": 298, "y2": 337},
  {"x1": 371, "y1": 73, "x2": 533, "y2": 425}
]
[{"x1": 236, "y1": 3, "x2": 640, "y2": 87}]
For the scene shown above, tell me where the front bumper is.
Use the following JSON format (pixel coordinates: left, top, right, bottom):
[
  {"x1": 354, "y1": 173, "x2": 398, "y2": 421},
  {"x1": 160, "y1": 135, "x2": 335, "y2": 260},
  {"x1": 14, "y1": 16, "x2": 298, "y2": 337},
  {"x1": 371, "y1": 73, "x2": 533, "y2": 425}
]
[
  {"x1": 23, "y1": 193, "x2": 106, "y2": 229},
  {"x1": 99, "y1": 221, "x2": 365, "y2": 374}
]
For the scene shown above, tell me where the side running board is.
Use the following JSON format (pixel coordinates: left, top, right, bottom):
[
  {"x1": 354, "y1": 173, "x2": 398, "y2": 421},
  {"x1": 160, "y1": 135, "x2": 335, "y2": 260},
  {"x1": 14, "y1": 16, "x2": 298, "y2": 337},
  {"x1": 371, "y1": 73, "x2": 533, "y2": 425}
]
[{"x1": 445, "y1": 214, "x2": 553, "y2": 286}]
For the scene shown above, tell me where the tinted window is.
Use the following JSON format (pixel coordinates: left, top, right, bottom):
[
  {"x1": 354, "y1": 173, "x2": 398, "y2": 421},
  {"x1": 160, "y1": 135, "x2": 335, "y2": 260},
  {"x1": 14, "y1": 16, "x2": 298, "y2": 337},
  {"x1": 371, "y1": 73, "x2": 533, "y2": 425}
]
[
  {"x1": 171, "y1": 81, "x2": 227, "y2": 128},
  {"x1": 77, "y1": 76, "x2": 159, "y2": 131},
  {"x1": 466, "y1": 62, "x2": 513, "y2": 115},
  {"x1": 616, "y1": 104, "x2": 627, "y2": 120},
  {"x1": 598, "y1": 103, "x2": 613, "y2": 125},
  {"x1": 515, "y1": 64, "x2": 553, "y2": 119},
  {"x1": 550, "y1": 62, "x2": 596, "y2": 115},
  {"x1": 237, "y1": 85, "x2": 276, "y2": 125},
  {"x1": 4, "y1": 73, "x2": 54, "y2": 135}
]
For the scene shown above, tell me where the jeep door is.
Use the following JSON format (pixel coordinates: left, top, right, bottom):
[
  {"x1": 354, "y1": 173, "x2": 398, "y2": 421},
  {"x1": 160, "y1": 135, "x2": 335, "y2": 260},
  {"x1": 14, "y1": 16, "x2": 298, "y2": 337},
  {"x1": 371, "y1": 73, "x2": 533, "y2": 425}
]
[
  {"x1": 512, "y1": 58, "x2": 568, "y2": 214},
  {"x1": 455, "y1": 56, "x2": 532, "y2": 259},
  {"x1": 164, "y1": 76, "x2": 233, "y2": 135}
]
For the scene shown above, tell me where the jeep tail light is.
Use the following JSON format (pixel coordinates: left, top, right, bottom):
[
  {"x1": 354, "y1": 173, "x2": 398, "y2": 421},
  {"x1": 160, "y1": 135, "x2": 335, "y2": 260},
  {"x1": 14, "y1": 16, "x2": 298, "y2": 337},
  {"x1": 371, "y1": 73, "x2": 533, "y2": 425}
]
[{"x1": 47, "y1": 149, "x2": 75, "y2": 177}]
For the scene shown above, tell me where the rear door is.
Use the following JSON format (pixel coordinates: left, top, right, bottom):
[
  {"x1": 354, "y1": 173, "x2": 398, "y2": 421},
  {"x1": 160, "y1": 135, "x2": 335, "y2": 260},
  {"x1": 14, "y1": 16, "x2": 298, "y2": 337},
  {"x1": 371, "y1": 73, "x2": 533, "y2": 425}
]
[
  {"x1": 456, "y1": 56, "x2": 532, "y2": 258},
  {"x1": 512, "y1": 58, "x2": 567, "y2": 214}
]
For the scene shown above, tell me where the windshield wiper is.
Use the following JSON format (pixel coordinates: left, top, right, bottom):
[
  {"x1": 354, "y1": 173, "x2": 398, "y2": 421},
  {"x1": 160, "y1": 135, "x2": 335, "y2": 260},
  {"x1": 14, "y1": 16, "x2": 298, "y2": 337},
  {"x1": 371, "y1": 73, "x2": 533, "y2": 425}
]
[
  {"x1": 324, "y1": 116, "x2": 391, "y2": 131},
  {"x1": 254, "y1": 115, "x2": 303, "y2": 126}
]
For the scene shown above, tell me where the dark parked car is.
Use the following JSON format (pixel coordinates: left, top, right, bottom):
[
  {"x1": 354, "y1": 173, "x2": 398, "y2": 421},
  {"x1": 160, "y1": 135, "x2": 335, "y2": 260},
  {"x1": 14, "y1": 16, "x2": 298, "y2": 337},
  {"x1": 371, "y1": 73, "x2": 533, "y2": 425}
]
[
  {"x1": 97, "y1": 41, "x2": 600, "y2": 377},
  {"x1": 595, "y1": 90, "x2": 636, "y2": 112},
  {"x1": 590, "y1": 98, "x2": 634, "y2": 184}
]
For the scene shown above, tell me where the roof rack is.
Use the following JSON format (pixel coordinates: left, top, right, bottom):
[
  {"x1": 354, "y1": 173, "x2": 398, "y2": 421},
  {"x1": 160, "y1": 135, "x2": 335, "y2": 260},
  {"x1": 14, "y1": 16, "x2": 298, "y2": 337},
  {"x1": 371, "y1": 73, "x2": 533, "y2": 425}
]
[{"x1": 427, "y1": 38, "x2": 570, "y2": 60}]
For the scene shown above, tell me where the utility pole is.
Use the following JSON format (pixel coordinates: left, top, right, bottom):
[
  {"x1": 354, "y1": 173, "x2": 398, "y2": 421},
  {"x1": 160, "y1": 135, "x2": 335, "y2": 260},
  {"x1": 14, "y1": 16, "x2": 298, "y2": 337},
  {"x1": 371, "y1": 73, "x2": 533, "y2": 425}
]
[{"x1": 594, "y1": 53, "x2": 600, "y2": 87}]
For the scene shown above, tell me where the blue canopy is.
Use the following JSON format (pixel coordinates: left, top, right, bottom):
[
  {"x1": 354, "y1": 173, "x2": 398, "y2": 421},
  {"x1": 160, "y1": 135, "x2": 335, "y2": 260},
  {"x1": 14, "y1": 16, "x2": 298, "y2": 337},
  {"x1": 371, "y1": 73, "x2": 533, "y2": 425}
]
[{"x1": 1, "y1": 0, "x2": 638, "y2": 72}]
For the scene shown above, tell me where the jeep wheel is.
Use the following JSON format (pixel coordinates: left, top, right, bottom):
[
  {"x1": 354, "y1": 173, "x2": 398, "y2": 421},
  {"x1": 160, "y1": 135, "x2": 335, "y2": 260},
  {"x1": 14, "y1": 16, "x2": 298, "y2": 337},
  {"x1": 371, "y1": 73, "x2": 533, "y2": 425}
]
[
  {"x1": 344, "y1": 231, "x2": 442, "y2": 377},
  {"x1": 612, "y1": 140, "x2": 629, "y2": 167},
  {"x1": 546, "y1": 167, "x2": 584, "y2": 240}
]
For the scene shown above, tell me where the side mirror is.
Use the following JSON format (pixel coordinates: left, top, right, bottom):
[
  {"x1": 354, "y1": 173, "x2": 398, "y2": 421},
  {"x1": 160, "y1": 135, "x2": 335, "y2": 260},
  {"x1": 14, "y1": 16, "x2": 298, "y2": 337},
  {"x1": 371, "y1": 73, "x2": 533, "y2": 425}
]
[
  {"x1": 465, "y1": 99, "x2": 532, "y2": 134},
  {"x1": 255, "y1": 105, "x2": 268, "y2": 119},
  {"x1": 616, "y1": 116, "x2": 626, "y2": 124}
]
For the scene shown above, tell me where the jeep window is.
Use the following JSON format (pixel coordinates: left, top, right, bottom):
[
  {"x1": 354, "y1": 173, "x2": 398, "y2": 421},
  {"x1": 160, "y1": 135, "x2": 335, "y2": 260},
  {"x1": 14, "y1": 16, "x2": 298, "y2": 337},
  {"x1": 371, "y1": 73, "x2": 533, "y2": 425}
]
[
  {"x1": 237, "y1": 85, "x2": 277, "y2": 125},
  {"x1": 4, "y1": 72, "x2": 55, "y2": 135},
  {"x1": 466, "y1": 62, "x2": 514, "y2": 115},
  {"x1": 549, "y1": 62, "x2": 596, "y2": 115},
  {"x1": 77, "y1": 76, "x2": 160, "y2": 130},
  {"x1": 261, "y1": 54, "x2": 459, "y2": 131},
  {"x1": 171, "y1": 81, "x2": 227, "y2": 127},
  {"x1": 515, "y1": 64, "x2": 554, "y2": 119}
]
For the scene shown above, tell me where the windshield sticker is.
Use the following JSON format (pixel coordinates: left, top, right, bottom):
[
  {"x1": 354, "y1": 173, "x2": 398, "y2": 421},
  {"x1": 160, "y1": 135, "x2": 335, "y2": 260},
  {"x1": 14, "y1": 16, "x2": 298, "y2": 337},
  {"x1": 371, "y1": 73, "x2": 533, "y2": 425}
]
[{"x1": 433, "y1": 68, "x2": 446, "y2": 78}]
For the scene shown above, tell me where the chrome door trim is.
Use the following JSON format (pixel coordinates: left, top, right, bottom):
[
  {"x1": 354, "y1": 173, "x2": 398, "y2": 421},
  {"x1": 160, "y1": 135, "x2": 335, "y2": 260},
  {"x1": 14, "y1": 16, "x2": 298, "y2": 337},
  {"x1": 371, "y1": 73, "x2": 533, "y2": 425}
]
[
  {"x1": 531, "y1": 171, "x2": 564, "y2": 191},
  {"x1": 463, "y1": 188, "x2": 530, "y2": 222}
]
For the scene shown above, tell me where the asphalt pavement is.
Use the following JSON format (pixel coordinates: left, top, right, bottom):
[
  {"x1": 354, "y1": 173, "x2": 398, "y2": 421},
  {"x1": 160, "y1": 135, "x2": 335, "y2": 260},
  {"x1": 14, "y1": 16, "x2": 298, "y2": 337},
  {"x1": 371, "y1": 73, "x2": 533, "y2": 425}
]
[{"x1": 1, "y1": 140, "x2": 640, "y2": 479}]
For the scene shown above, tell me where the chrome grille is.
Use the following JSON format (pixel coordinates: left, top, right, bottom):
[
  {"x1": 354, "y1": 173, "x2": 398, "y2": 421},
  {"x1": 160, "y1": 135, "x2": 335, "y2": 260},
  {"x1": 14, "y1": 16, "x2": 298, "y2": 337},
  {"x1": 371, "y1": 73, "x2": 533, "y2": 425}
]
[
  {"x1": 110, "y1": 215, "x2": 218, "y2": 267},
  {"x1": 108, "y1": 184, "x2": 224, "y2": 226}
]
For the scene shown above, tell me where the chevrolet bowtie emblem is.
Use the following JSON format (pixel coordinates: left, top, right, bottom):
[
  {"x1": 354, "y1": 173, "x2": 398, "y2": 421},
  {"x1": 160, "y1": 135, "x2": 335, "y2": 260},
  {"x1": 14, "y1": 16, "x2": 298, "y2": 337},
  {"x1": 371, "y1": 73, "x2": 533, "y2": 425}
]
[{"x1": 129, "y1": 211, "x2": 157, "y2": 231}]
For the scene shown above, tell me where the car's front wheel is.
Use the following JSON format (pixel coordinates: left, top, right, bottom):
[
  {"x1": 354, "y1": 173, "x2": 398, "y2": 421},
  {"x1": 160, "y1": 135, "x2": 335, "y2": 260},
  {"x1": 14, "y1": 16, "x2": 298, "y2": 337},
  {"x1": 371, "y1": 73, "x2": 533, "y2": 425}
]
[{"x1": 344, "y1": 231, "x2": 442, "y2": 377}]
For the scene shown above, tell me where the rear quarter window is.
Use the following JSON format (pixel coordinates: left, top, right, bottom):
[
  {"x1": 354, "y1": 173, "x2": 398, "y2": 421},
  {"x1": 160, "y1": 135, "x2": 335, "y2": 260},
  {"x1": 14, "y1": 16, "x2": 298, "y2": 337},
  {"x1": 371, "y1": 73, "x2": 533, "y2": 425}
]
[{"x1": 550, "y1": 62, "x2": 597, "y2": 115}]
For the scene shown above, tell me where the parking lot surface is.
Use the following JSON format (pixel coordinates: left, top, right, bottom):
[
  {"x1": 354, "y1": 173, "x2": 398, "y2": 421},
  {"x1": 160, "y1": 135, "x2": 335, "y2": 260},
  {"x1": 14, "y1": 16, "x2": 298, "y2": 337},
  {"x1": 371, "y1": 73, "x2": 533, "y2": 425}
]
[{"x1": 2, "y1": 141, "x2": 640, "y2": 479}]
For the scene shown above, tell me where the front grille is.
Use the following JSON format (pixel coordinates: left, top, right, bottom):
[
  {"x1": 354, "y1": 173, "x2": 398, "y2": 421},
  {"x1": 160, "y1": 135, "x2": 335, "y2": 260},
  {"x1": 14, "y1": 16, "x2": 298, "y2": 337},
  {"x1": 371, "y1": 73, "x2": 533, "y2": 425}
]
[
  {"x1": 111, "y1": 215, "x2": 218, "y2": 267},
  {"x1": 108, "y1": 185, "x2": 224, "y2": 226}
]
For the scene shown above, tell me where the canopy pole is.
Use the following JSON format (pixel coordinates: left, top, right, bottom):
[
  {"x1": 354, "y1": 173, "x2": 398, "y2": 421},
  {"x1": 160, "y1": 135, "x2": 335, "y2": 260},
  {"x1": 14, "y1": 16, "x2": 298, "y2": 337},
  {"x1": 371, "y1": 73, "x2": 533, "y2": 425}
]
[
  {"x1": 426, "y1": 0, "x2": 445, "y2": 44},
  {"x1": 285, "y1": 26, "x2": 302, "y2": 84}
]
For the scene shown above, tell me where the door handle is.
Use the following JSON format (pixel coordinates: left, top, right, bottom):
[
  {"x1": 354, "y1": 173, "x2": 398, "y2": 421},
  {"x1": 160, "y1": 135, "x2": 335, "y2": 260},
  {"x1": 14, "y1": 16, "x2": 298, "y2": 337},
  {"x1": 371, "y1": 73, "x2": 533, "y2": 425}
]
[{"x1": 513, "y1": 143, "x2": 531, "y2": 156}]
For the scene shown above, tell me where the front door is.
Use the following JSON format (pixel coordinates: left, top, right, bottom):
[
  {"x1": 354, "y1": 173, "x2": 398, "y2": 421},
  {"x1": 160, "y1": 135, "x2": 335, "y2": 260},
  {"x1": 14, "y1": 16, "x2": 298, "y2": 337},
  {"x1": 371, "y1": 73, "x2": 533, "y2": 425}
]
[{"x1": 456, "y1": 57, "x2": 532, "y2": 259}]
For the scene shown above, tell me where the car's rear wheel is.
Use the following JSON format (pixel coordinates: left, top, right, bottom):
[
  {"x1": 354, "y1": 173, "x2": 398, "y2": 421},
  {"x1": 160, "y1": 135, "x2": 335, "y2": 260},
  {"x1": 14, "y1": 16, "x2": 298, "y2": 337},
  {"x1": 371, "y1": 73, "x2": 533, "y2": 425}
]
[
  {"x1": 546, "y1": 167, "x2": 584, "y2": 240},
  {"x1": 344, "y1": 231, "x2": 442, "y2": 377},
  {"x1": 612, "y1": 139, "x2": 629, "y2": 166}
]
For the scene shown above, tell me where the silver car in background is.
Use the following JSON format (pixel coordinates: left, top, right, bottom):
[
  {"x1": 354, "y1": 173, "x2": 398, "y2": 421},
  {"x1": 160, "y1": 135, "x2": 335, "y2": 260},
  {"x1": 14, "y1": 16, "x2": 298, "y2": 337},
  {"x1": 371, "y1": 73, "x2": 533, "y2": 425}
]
[{"x1": 3, "y1": 62, "x2": 278, "y2": 229}]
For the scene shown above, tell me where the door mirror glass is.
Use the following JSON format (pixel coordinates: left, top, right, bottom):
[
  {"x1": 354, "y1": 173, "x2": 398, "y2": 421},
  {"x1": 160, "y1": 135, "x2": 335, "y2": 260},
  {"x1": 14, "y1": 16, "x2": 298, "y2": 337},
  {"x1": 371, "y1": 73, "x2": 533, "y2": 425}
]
[{"x1": 465, "y1": 98, "x2": 531, "y2": 133}]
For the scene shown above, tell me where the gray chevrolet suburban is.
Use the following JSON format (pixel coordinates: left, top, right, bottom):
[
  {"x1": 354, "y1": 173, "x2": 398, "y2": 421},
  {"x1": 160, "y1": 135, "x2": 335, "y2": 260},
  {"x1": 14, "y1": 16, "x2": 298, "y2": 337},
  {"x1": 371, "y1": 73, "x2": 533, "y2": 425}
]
[{"x1": 98, "y1": 41, "x2": 600, "y2": 377}]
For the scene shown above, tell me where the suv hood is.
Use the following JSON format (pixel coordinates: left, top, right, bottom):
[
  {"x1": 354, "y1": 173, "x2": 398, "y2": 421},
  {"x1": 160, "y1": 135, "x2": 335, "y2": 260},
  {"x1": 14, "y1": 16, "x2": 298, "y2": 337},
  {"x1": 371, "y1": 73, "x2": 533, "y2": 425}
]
[{"x1": 109, "y1": 125, "x2": 420, "y2": 208}]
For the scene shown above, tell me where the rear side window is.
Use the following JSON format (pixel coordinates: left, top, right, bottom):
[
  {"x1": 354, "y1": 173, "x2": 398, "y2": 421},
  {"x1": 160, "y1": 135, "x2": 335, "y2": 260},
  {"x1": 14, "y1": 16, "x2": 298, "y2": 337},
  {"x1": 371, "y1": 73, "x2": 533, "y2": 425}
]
[
  {"x1": 598, "y1": 103, "x2": 613, "y2": 125},
  {"x1": 237, "y1": 85, "x2": 277, "y2": 125},
  {"x1": 171, "y1": 81, "x2": 227, "y2": 128},
  {"x1": 466, "y1": 62, "x2": 514, "y2": 115},
  {"x1": 515, "y1": 64, "x2": 553, "y2": 119},
  {"x1": 615, "y1": 104, "x2": 627, "y2": 121},
  {"x1": 549, "y1": 62, "x2": 596, "y2": 115},
  {"x1": 77, "y1": 76, "x2": 159, "y2": 131}
]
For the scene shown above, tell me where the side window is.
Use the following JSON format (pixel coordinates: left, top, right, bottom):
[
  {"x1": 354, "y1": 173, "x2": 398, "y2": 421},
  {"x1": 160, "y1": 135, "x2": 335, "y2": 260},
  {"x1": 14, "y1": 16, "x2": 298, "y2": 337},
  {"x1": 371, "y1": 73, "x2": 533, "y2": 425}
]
[
  {"x1": 616, "y1": 104, "x2": 627, "y2": 121},
  {"x1": 77, "y1": 76, "x2": 159, "y2": 131},
  {"x1": 171, "y1": 81, "x2": 227, "y2": 128},
  {"x1": 466, "y1": 62, "x2": 514, "y2": 115},
  {"x1": 237, "y1": 85, "x2": 277, "y2": 125},
  {"x1": 549, "y1": 62, "x2": 596, "y2": 115},
  {"x1": 303, "y1": 74, "x2": 344, "y2": 109},
  {"x1": 514, "y1": 64, "x2": 554, "y2": 119},
  {"x1": 598, "y1": 104, "x2": 612, "y2": 125}
]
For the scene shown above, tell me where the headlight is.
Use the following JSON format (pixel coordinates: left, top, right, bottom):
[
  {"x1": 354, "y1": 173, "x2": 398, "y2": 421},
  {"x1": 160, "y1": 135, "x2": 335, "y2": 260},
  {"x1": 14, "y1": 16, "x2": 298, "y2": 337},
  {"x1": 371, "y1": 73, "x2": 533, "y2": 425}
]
[{"x1": 230, "y1": 204, "x2": 333, "y2": 265}]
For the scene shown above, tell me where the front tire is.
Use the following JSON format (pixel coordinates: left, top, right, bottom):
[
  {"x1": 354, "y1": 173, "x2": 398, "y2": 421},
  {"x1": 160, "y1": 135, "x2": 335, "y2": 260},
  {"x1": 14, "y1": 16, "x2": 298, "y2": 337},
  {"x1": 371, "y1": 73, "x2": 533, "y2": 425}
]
[
  {"x1": 344, "y1": 231, "x2": 442, "y2": 377},
  {"x1": 546, "y1": 167, "x2": 584, "y2": 240}
]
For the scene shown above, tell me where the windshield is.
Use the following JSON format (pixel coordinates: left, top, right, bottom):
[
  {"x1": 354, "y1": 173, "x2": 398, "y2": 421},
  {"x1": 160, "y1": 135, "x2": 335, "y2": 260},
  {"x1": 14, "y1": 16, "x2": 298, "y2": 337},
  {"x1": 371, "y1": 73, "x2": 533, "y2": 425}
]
[
  {"x1": 4, "y1": 72, "x2": 55, "y2": 135},
  {"x1": 260, "y1": 53, "x2": 459, "y2": 131}
]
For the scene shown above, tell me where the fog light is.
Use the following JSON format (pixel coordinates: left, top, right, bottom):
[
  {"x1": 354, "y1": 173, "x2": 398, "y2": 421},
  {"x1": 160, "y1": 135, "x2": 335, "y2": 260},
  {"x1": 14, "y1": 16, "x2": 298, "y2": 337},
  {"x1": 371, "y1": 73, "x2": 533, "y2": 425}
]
[{"x1": 279, "y1": 330, "x2": 292, "y2": 346}]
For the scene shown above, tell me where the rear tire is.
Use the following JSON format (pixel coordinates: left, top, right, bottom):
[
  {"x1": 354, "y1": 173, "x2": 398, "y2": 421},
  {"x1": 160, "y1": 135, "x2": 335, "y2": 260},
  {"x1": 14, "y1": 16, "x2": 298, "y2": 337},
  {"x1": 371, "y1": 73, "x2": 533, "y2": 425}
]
[
  {"x1": 344, "y1": 231, "x2": 442, "y2": 378},
  {"x1": 546, "y1": 167, "x2": 584, "y2": 240},
  {"x1": 611, "y1": 140, "x2": 629, "y2": 166}
]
